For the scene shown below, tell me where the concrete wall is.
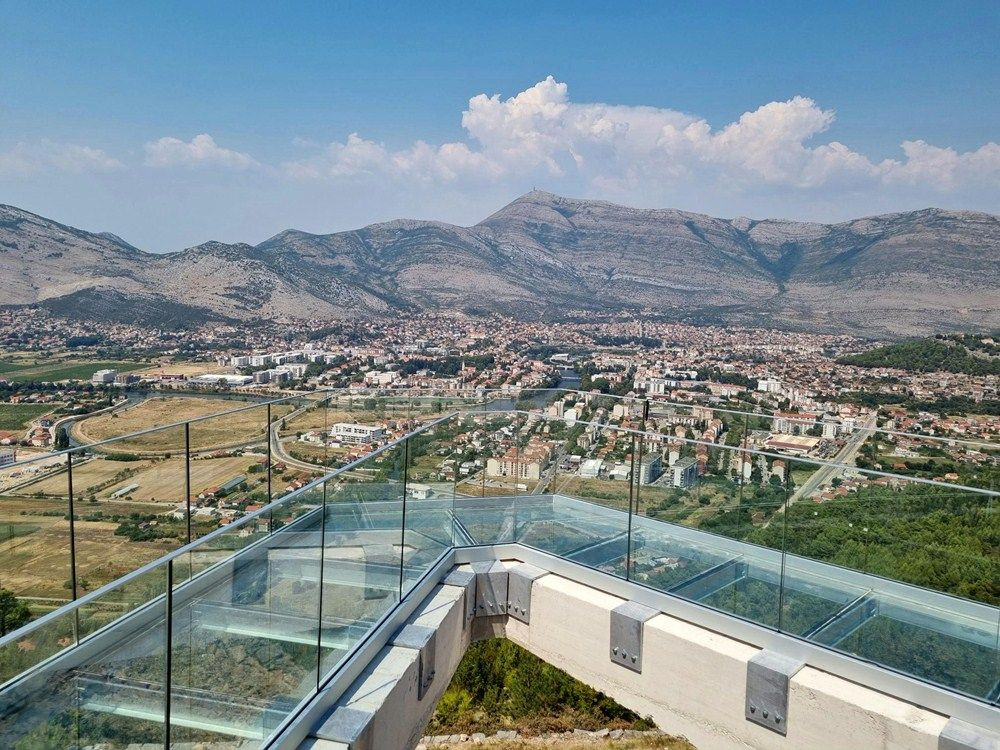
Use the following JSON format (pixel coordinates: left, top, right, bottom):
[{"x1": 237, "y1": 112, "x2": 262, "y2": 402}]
[
  {"x1": 295, "y1": 560, "x2": 996, "y2": 750},
  {"x1": 505, "y1": 564, "x2": 949, "y2": 750}
]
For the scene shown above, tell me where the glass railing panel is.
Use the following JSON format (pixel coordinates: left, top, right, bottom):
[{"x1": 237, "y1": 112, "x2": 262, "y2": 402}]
[
  {"x1": 403, "y1": 422, "x2": 458, "y2": 592},
  {"x1": 319, "y1": 472, "x2": 401, "y2": 680},
  {"x1": 0, "y1": 451, "x2": 72, "y2": 624},
  {"x1": 170, "y1": 482, "x2": 324, "y2": 747},
  {"x1": 453, "y1": 409, "x2": 521, "y2": 544},
  {"x1": 0, "y1": 605, "x2": 77, "y2": 686},
  {"x1": 75, "y1": 565, "x2": 170, "y2": 749},
  {"x1": 325, "y1": 440, "x2": 405, "y2": 586},
  {"x1": 773, "y1": 456, "x2": 1000, "y2": 699},
  {"x1": 517, "y1": 494, "x2": 629, "y2": 578},
  {"x1": 187, "y1": 401, "x2": 282, "y2": 541},
  {"x1": 275, "y1": 394, "x2": 335, "y2": 472},
  {"x1": 0, "y1": 568, "x2": 169, "y2": 749},
  {"x1": 772, "y1": 461, "x2": 1000, "y2": 605},
  {"x1": 70, "y1": 424, "x2": 188, "y2": 603},
  {"x1": 76, "y1": 564, "x2": 169, "y2": 641},
  {"x1": 551, "y1": 422, "x2": 633, "y2": 513}
]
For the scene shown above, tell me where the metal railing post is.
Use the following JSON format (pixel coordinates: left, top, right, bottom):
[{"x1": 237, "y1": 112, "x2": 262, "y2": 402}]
[
  {"x1": 398, "y1": 438, "x2": 410, "y2": 600},
  {"x1": 625, "y1": 434, "x2": 637, "y2": 581},
  {"x1": 267, "y1": 403, "x2": 274, "y2": 531},
  {"x1": 184, "y1": 422, "x2": 192, "y2": 545},
  {"x1": 67, "y1": 451, "x2": 80, "y2": 640},
  {"x1": 163, "y1": 558, "x2": 174, "y2": 750},
  {"x1": 316, "y1": 480, "x2": 327, "y2": 689},
  {"x1": 777, "y1": 463, "x2": 791, "y2": 633}
]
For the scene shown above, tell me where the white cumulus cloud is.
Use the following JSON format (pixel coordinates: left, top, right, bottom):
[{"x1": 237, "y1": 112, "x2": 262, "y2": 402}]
[
  {"x1": 144, "y1": 133, "x2": 258, "y2": 169},
  {"x1": 282, "y1": 76, "x2": 1000, "y2": 206},
  {"x1": 0, "y1": 139, "x2": 124, "y2": 176}
]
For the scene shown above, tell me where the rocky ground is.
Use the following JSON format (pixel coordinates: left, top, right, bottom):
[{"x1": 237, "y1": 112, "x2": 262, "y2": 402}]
[{"x1": 418, "y1": 728, "x2": 694, "y2": 749}]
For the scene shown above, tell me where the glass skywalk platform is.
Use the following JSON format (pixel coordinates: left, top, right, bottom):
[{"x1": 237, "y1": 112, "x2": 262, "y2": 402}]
[{"x1": 0, "y1": 406, "x2": 996, "y2": 749}]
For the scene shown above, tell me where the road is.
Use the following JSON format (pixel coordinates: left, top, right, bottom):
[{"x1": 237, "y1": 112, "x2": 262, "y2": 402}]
[
  {"x1": 268, "y1": 402, "x2": 326, "y2": 472},
  {"x1": 766, "y1": 411, "x2": 877, "y2": 524}
]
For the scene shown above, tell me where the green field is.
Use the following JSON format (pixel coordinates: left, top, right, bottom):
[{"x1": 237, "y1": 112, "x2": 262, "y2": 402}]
[
  {"x1": 2, "y1": 361, "x2": 147, "y2": 383},
  {"x1": 0, "y1": 404, "x2": 54, "y2": 430},
  {"x1": 0, "y1": 360, "x2": 41, "y2": 374}
]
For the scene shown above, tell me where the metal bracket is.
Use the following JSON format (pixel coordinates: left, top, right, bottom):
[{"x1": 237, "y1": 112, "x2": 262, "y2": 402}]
[
  {"x1": 314, "y1": 705, "x2": 374, "y2": 750},
  {"x1": 471, "y1": 560, "x2": 508, "y2": 617},
  {"x1": 745, "y1": 650, "x2": 804, "y2": 735},
  {"x1": 609, "y1": 601, "x2": 658, "y2": 673},
  {"x1": 939, "y1": 717, "x2": 1000, "y2": 750},
  {"x1": 508, "y1": 564, "x2": 547, "y2": 624},
  {"x1": 392, "y1": 624, "x2": 437, "y2": 700},
  {"x1": 443, "y1": 568, "x2": 477, "y2": 625}
]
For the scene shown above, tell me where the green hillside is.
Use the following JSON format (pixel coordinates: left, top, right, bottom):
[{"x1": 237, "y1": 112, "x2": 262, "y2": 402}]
[{"x1": 837, "y1": 336, "x2": 1000, "y2": 376}]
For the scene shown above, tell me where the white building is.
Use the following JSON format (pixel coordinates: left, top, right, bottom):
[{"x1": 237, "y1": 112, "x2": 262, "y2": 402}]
[
  {"x1": 277, "y1": 363, "x2": 308, "y2": 379},
  {"x1": 579, "y1": 458, "x2": 604, "y2": 479},
  {"x1": 331, "y1": 423, "x2": 385, "y2": 444},
  {"x1": 757, "y1": 378, "x2": 782, "y2": 394},
  {"x1": 671, "y1": 457, "x2": 698, "y2": 489},
  {"x1": 0, "y1": 447, "x2": 16, "y2": 467},
  {"x1": 188, "y1": 374, "x2": 253, "y2": 387},
  {"x1": 92, "y1": 369, "x2": 117, "y2": 384}
]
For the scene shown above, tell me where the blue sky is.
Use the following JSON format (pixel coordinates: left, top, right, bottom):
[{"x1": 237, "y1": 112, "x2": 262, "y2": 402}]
[{"x1": 1, "y1": 1, "x2": 997, "y2": 250}]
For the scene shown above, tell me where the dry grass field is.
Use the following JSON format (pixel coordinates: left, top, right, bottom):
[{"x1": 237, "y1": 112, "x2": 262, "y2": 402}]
[
  {"x1": 130, "y1": 455, "x2": 262, "y2": 501},
  {"x1": 22, "y1": 454, "x2": 263, "y2": 502},
  {"x1": 21, "y1": 456, "x2": 153, "y2": 497},
  {"x1": 0, "y1": 513, "x2": 176, "y2": 597},
  {"x1": 74, "y1": 397, "x2": 292, "y2": 453}
]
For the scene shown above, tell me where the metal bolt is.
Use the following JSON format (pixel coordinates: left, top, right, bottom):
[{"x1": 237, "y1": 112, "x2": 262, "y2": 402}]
[
  {"x1": 762, "y1": 710, "x2": 769, "y2": 719},
  {"x1": 612, "y1": 647, "x2": 619, "y2": 655},
  {"x1": 749, "y1": 705, "x2": 756, "y2": 714},
  {"x1": 622, "y1": 651, "x2": 628, "y2": 659},
  {"x1": 774, "y1": 715, "x2": 782, "y2": 724},
  {"x1": 631, "y1": 655, "x2": 637, "y2": 663}
]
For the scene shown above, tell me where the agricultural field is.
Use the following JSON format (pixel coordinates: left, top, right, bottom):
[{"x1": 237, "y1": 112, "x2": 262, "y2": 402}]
[
  {"x1": 0, "y1": 359, "x2": 148, "y2": 383},
  {"x1": 0, "y1": 494, "x2": 178, "y2": 598},
  {"x1": 16, "y1": 456, "x2": 149, "y2": 497},
  {"x1": 16, "y1": 454, "x2": 262, "y2": 503},
  {"x1": 124, "y1": 455, "x2": 262, "y2": 502},
  {"x1": 0, "y1": 403, "x2": 56, "y2": 430},
  {"x1": 74, "y1": 396, "x2": 292, "y2": 453}
]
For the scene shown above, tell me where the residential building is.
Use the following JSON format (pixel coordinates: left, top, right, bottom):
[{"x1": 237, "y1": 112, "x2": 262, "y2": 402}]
[{"x1": 670, "y1": 456, "x2": 698, "y2": 489}]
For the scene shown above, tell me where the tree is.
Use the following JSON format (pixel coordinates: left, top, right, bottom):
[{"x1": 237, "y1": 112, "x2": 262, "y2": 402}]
[{"x1": 0, "y1": 588, "x2": 31, "y2": 636}]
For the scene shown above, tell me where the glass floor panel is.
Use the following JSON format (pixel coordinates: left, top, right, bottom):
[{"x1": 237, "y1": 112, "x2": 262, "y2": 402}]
[
  {"x1": 821, "y1": 613, "x2": 999, "y2": 701},
  {"x1": 696, "y1": 575, "x2": 860, "y2": 635}
]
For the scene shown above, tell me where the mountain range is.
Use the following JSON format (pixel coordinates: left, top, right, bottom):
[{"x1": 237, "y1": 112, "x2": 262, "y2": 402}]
[{"x1": 1, "y1": 191, "x2": 998, "y2": 337}]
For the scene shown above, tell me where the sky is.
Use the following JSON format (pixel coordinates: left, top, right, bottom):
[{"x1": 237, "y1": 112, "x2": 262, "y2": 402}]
[{"x1": 1, "y1": 1, "x2": 998, "y2": 251}]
